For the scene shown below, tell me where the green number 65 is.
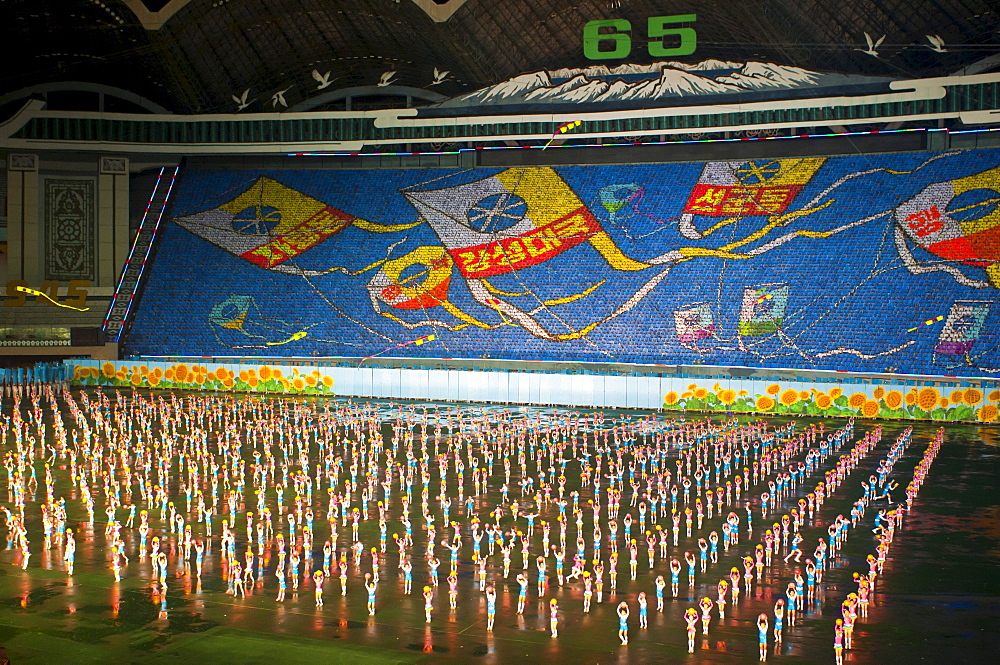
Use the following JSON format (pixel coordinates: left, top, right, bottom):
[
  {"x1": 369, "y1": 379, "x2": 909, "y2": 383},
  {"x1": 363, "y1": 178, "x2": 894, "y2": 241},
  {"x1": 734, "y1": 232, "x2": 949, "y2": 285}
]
[{"x1": 583, "y1": 15, "x2": 697, "y2": 60}]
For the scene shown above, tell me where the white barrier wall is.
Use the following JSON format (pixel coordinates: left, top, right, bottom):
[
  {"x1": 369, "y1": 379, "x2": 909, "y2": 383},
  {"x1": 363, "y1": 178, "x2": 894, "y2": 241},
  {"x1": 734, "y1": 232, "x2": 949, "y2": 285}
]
[
  {"x1": 68, "y1": 360, "x2": 662, "y2": 409},
  {"x1": 67, "y1": 359, "x2": 1000, "y2": 423}
]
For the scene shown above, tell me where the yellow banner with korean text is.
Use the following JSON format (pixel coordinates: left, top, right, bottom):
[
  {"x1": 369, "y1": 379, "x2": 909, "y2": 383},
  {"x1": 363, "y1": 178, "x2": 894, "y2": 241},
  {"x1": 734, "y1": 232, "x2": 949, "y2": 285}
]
[{"x1": 682, "y1": 158, "x2": 826, "y2": 217}]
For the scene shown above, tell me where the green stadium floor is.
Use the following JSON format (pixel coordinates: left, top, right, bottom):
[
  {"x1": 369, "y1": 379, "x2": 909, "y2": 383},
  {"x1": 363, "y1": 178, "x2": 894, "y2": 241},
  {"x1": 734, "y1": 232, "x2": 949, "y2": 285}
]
[{"x1": 0, "y1": 390, "x2": 997, "y2": 664}]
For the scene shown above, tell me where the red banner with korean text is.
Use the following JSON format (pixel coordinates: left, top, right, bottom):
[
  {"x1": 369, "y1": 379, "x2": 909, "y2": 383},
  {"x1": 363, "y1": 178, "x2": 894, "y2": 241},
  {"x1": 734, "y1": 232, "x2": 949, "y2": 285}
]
[
  {"x1": 682, "y1": 184, "x2": 804, "y2": 217},
  {"x1": 240, "y1": 207, "x2": 354, "y2": 269},
  {"x1": 450, "y1": 206, "x2": 601, "y2": 278}
]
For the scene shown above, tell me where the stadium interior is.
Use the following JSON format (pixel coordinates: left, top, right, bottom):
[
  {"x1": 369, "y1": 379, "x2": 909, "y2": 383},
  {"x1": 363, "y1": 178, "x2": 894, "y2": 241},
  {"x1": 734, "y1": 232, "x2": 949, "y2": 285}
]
[{"x1": 1, "y1": 1, "x2": 999, "y2": 664}]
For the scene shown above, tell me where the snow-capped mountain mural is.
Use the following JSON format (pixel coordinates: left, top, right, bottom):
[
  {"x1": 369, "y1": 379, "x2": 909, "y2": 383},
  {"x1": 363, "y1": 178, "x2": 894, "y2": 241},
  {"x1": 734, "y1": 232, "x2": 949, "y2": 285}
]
[{"x1": 437, "y1": 60, "x2": 896, "y2": 107}]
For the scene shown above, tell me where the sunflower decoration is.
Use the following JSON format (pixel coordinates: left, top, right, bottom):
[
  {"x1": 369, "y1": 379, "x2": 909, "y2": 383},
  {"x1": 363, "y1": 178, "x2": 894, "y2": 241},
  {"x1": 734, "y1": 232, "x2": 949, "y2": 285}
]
[
  {"x1": 915, "y1": 387, "x2": 939, "y2": 412},
  {"x1": 884, "y1": 390, "x2": 903, "y2": 410},
  {"x1": 756, "y1": 395, "x2": 776, "y2": 411},
  {"x1": 989, "y1": 390, "x2": 1000, "y2": 402},
  {"x1": 829, "y1": 387, "x2": 843, "y2": 400},
  {"x1": 858, "y1": 400, "x2": 878, "y2": 417},
  {"x1": 977, "y1": 404, "x2": 999, "y2": 423},
  {"x1": 848, "y1": 392, "x2": 867, "y2": 409},
  {"x1": 780, "y1": 389, "x2": 799, "y2": 407},
  {"x1": 964, "y1": 388, "x2": 983, "y2": 406},
  {"x1": 718, "y1": 389, "x2": 737, "y2": 406},
  {"x1": 664, "y1": 392, "x2": 680, "y2": 406},
  {"x1": 766, "y1": 384, "x2": 781, "y2": 396},
  {"x1": 873, "y1": 386, "x2": 885, "y2": 400},
  {"x1": 816, "y1": 394, "x2": 833, "y2": 410}
]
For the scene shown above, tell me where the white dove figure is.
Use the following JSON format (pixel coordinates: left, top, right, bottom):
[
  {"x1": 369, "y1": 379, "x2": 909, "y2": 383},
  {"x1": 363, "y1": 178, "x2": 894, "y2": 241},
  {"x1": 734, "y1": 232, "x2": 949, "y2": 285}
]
[
  {"x1": 377, "y1": 70, "x2": 397, "y2": 87},
  {"x1": 231, "y1": 89, "x2": 252, "y2": 111},
  {"x1": 312, "y1": 69, "x2": 334, "y2": 89},
  {"x1": 856, "y1": 32, "x2": 885, "y2": 57},
  {"x1": 926, "y1": 34, "x2": 948, "y2": 53},
  {"x1": 429, "y1": 67, "x2": 450, "y2": 86},
  {"x1": 271, "y1": 87, "x2": 291, "y2": 108}
]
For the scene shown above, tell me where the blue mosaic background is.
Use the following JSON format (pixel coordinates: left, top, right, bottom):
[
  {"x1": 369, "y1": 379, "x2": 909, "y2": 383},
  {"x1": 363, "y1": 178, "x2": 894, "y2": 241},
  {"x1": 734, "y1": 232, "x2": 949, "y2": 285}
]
[{"x1": 127, "y1": 148, "x2": 1000, "y2": 378}]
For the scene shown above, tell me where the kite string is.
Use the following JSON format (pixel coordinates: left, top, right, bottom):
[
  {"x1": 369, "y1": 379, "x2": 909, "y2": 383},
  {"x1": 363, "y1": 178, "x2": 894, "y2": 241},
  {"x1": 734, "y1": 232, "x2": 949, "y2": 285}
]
[
  {"x1": 285, "y1": 253, "x2": 395, "y2": 343},
  {"x1": 401, "y1": 173, "x2": 622, "y2": 350},
  {"x1": 738, "y1": 150, "x2": 969, "y2": 363},
  {"x1": 726, "y1": 149, "x2": 983, "y2": 346},
  {"x1": 893, "y1": 226, "x2": 991, "y2": 288},
  {"x1": 477, "y1": 164, "x2": 640, "y2": 357}
]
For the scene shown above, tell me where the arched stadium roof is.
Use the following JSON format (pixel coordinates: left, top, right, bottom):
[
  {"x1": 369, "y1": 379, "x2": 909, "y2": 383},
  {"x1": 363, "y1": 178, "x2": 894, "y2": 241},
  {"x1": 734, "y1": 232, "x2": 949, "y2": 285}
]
[{"x1": 2, "y1": 0, "x2": 998, "y2": 115}]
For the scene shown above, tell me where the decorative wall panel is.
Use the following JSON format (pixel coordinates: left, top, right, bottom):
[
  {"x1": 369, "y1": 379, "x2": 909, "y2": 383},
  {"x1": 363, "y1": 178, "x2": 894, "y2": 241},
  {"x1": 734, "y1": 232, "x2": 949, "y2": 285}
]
[{"x1": 44, "y1": 179, "x2": 95, "y2": 281}]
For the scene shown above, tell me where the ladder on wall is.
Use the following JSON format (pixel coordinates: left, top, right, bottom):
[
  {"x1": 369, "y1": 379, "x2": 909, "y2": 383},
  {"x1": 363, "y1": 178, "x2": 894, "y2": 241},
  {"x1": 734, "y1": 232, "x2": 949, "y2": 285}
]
[{"x1": 102, "y1": 166, "x2": 180, "y2": 343}]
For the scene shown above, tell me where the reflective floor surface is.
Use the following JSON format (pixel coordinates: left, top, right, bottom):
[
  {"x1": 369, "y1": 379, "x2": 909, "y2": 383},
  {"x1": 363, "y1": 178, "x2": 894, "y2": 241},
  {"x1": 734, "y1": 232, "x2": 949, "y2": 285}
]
[{"x1": 0, "y1": 387, "x2": 997, "y2": 664}]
